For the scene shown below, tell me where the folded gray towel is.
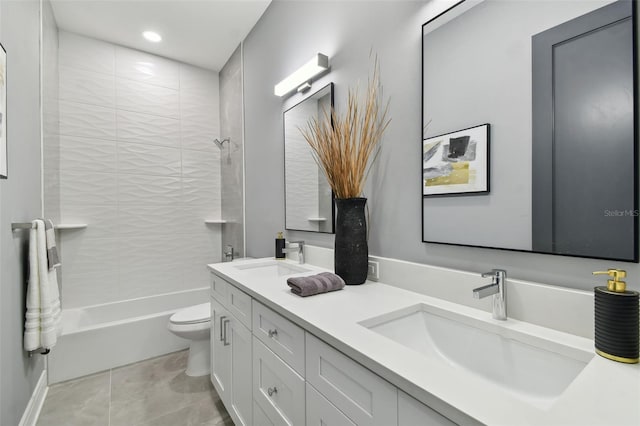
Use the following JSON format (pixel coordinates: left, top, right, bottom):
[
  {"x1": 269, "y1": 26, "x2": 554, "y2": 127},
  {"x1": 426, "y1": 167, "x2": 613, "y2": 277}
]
[{"x1": 287, "y1": 272, "x2": 345, "y2": 297}]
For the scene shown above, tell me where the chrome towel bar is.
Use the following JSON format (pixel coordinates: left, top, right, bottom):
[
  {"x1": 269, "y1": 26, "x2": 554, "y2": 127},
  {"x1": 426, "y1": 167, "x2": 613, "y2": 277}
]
[{"x1": 11, "y1": 222, "x2": 34, "y2": 231}]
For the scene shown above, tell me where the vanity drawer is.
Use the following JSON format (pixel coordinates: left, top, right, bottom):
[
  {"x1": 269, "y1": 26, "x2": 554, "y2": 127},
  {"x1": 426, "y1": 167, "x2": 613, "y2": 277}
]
[
  {"x1": 398, "y1": 391, "x2": 456, "y2": 426},
  {"x1": 306, "y1": 333, "x2": 398, "y2": 426},
  {"x1": 210, "y1": 273, "x2": 229, "y2": 303},
  {"x1": 253, "y1": 337, "x2": 305, "y2": 426},
  {"x1": 254, "y1": 401, "x2": 275, "y2": 426},
  {"x1": 227, "y1": 284, "x2": 252, "y2": 329},
  {"x1": 306, "y1": 383, "x2": 356, "y2": 426},
  {"x1": 253, "y1": 301, "x2": 305, "y2": 376}
]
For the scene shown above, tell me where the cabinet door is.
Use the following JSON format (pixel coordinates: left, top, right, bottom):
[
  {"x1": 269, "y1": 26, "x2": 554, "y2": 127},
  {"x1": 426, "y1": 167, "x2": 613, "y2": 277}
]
[
  {"x1": 254, "y1": 401, "x2": 275, "y2": 426},
  {"x1": 253, "y1": 301, "x2": 306, "y2": 376},
  {"x1": 211, "y1": 298, "x2": 231, "y2": 402},
  {"x1": 307, "y1": 383, "x2": 356, "y2": 426},
  {"x1": 398, "y1": 391, "x2": 457, "y2": 426},
  {"x1": 253, "y1": 337, "x2": 305, "y2": 426},
  {"x1": 229, "y1": 318, "x2": 253, "y2": 426},
  {"x1": 211, "y1": 273, "x2": 229, "y2": 303},
  {"x1": 306, "y1": 333, "x2": 398, "y2": 426}
]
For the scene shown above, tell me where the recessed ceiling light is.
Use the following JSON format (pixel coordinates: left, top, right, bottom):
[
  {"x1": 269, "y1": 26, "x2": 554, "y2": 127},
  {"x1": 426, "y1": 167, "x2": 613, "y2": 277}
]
[{"x1": 142, "y1": 31, "x2": 162, "y2": 43}]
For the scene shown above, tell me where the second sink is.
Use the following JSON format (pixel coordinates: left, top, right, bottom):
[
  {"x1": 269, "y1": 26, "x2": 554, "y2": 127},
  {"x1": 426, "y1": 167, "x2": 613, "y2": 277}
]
[{"x1": 360, "y1": 303, "x2": 593, "y2": 409}]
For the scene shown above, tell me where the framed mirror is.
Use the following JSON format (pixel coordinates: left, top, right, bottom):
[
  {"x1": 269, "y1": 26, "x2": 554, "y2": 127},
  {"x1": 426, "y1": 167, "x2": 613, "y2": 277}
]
[
  {"x1": 421, "y1": 0, "x2": 638, "y2": 262},
  {"x1": 284, "y1": 83, "x2": 335, "y2": 233}
]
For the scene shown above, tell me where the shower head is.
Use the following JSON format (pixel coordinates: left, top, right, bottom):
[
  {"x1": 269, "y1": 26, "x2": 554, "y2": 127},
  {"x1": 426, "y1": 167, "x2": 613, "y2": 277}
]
[{"x1": 212, "y1": 138, "x2": 230, "y2": 150}]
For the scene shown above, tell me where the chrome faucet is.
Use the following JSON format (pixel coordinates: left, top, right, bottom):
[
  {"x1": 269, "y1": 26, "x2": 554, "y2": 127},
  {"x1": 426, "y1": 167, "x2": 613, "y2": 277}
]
[
  {"x1": 223, "y1": 245, "x2": 234, "y2": 262},
  {"x1": 473, "y1": 269, "x2": 507, "y2": 320},
  {"x1": 282, "y1": 240, "x2": 305, "y2": 264}
]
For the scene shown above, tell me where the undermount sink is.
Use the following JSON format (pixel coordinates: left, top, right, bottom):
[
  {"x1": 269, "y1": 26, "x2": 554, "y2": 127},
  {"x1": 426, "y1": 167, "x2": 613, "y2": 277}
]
[
  {"x1": 233, "y1": 261, "x2": 311, "y2": 277},
  {"x1": 360, "y1": 303, "x2": 593, "y2": 409}
]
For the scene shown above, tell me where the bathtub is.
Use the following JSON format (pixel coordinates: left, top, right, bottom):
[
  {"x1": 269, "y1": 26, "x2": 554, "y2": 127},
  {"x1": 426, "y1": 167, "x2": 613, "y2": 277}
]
[{"x1": 47, "y1": 287, "x2": 209, "y2": 384}]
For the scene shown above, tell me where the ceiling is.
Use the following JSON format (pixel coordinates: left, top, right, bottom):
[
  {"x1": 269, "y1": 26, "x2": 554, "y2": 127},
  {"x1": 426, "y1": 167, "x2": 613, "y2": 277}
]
[{"x1": 50, "y1": 0, "x2": 271, "y2": 71}]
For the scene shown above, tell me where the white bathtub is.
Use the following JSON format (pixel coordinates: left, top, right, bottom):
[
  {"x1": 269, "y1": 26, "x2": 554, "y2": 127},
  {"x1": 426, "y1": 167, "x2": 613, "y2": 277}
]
[{"x1": 48, "y1": 287, "x2": 209, "y2": 384}]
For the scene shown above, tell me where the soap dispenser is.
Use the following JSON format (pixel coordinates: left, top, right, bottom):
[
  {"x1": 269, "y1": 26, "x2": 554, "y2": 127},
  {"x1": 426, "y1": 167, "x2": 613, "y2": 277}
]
[
  {"x1": 275, "y1": 232, "x2": 285, "y2": 259},
  {"x1": 592, "y1": 269, "x2": 639, "y2": 363}
]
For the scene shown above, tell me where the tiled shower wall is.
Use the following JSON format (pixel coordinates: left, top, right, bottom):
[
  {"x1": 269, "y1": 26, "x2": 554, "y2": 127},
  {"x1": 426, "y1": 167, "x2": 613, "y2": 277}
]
[
  {"x1": 220, "y1": 45, "x2": 244, "y2": 258},
  {"x1": 42, "y1": 3, "x2": 60, "y2": 225},
  {"x1": 46, "y1": 31, "x2": 222, "y2": 308}
]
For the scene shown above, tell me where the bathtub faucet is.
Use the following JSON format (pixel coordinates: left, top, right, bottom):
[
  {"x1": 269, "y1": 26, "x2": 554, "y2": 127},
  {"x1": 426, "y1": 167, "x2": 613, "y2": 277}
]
[{"x1": 223, "y1": 245, "x2": 234, "y2": 262}]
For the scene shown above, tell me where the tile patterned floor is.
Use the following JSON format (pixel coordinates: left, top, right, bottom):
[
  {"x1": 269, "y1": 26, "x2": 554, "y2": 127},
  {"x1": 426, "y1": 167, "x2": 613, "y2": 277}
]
[{"x1": 37, "y1": 351, "x2": 233, "y2": 426}]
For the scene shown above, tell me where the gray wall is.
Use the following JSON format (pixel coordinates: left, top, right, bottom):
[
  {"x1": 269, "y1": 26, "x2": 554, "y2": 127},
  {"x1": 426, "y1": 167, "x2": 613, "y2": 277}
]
[
  {"x1": 0, "y1": 0, "x2": 45, "y2": 424},
  {"x1": 220, "y1": 45, "x2": 245, "y2": 258},
  {"x1": 243, "y1": 0, "x2": 640, "y2": 292}
]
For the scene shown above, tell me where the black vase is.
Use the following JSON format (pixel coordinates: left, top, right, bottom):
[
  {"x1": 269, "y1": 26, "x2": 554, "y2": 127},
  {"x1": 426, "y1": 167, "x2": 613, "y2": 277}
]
[{"x1": 334, "y1": 198, "x2": 368, "y2": 285}]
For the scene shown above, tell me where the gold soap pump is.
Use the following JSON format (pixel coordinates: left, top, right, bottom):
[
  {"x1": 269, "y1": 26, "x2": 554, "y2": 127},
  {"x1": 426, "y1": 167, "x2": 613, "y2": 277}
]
[
  {"x1": 592, "y1": 269, "x2": 639, "y2": 364},
  {"x1": 592, "y1": 269, "x2": 627, "y2": 292}
]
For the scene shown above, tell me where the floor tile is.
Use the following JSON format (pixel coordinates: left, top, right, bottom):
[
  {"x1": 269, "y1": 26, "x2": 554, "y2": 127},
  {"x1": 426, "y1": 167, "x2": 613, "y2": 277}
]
[
  {"x1": 37, "y1": 350, "x2": 230, "y2": 426},
  {"x1": 37, "y1": 372, "x2": 110, "y2": 426},
  {"x1": 134, "y1": 395, "x2": 232, "y2": 426},
  {"x1": 109, "y1": 351, "x2": 224, "y2": 426}
]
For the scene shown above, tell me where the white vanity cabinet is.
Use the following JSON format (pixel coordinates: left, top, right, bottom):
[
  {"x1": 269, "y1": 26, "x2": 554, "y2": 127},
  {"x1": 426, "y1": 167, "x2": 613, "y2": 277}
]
[
  {"x1": 210, "y1": 277, "x2": 253, "y2": 426},
  {"x1": 253, "y1": 337, "x2": 305, "y2": 425},
  {"x1": 210, "y1": 271, "x2": 457, "y2": 426},
  {"x1": 306, "y1": 333, "x2": 398, "y2": 426},
  {"x1": 398, "y1": 391, "x2": 457, "y2": 426},
  {"x1": 306, "y1": 383, "x2": 356, "y2": 426}
]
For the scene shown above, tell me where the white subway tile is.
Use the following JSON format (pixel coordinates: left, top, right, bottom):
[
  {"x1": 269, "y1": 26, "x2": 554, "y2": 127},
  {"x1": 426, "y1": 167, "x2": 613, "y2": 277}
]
[
  {"x1": 118, "y1": 143, "x2": 181, "y2": 177},
  {"x1": 179, "y1": 64, "x2": 219, "y2": 95},
  {"x1": 59, "y1": 135, "x2": 117, "y2": 173},
  {"x1": 181, "y1": 119, "x2": 220, "y2": 152},
  {"x1": 181, "y1": 147, "x2": 220, "y2": 179},
  {"x1": 59, "y1": 31, "x2": 115, "y2": 75},
  {"x1": 115, "y1": 47, "x2": 180, "y2": 89},
  {"x1": 180, "y1": 91, "x2": 219, "y2": 126},
  {"x1": 60, "y1": 169, "x2": 118, "y2": 206},
  {"x1": 59, "y1": 234, "x2": 118, "y2": 278},
  {"x1": 59, "y1": 101, "x2": 117, "y2": 140},
  {"x1": 117, "y1": 205, "x2": 183, "y2": 237},
  {"x1": 116, "y1": 109, "x2": 180, "y2": 148},
  {"x1": 117, "y1": 174, "x2": 182, "y2": 207},
  {"x1": 60, "y1": 66, "x2": 116, "y2": 108},
  {"x1": 117, "y1": 236, "x2": 184, "y2": 297},
  {"x1": 116, "y1": 78, "x2": 179, "y2": 118},
  {"x1": 60, "y1": 203, "x2": 118, "y2": 240}
]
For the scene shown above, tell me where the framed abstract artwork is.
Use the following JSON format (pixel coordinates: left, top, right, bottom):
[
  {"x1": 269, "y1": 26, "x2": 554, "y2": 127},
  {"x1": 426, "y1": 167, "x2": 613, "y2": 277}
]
[
  {"x1": 0, "y1": 43, "x2": 6, "y2": 179},
  {"x1": 422, "y1": 123, "x2": 490, "y2": 196}
]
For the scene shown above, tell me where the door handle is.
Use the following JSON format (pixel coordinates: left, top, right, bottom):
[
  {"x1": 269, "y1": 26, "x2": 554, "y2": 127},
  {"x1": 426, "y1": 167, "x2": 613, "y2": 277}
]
[
  {"x1": 219, "y1": 315, "x2": 227, "y2": 342},
  {"x1": 222, "y1": 318, "x2": 230, "y2": 346}
]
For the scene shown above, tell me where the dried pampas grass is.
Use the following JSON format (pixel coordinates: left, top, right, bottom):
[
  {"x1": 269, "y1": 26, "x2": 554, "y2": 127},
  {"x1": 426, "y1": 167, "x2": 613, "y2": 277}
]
[{"x1": 301, "y1": 57, "x2": 390, "y2": 199}]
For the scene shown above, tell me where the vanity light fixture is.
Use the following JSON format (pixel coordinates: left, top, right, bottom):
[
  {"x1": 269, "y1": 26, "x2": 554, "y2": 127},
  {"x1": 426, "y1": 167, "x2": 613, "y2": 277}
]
[
  {"x1": 142, "y1": 31, "x2": 162, "y2": 43},
  {"x1": 274, "y1": 53, "x2": 329, "y2": 97},
  {"x1": 297, "y1": 81, "x2": 312, "y2": 93}
]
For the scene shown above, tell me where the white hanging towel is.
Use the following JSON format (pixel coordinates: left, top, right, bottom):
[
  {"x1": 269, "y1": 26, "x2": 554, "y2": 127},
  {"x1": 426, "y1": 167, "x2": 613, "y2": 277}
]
[{"x1": 24, "y1": 220, "x2": 62, "y2": 352}]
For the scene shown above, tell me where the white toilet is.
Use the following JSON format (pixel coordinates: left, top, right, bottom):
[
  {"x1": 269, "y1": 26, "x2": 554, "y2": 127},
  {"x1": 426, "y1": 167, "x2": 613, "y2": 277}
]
[{"x1": 168, "y1": 302, "x2": 211, "y2": 377}]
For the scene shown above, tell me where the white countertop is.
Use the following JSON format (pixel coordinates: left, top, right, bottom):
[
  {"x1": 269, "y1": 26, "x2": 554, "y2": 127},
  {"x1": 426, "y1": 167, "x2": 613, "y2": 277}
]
[{"x1": 208, "y1": 258, "x2": 640, "y2": 426}]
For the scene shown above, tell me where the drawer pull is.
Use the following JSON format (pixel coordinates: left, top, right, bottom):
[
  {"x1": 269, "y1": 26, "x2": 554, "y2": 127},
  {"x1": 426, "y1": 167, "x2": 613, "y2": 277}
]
[
  {"x1": 222, "y1": 318, "x2": 230, "y2": 346},
  {"x1": 268, "y1": 329, "x2": 278, "y2": 338},
  {"x1": 219, "y1": 315, "x2": 227, "y2": 341},
  {"x1": 267, "y1": 386, "x2": 278, "y2": 397}
]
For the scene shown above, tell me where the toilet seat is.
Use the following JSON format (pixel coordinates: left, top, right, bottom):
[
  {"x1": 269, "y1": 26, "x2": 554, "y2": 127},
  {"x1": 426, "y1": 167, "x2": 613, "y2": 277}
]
[{"x1": 170, "y1": 302, "x2": 210, "y2": 325}]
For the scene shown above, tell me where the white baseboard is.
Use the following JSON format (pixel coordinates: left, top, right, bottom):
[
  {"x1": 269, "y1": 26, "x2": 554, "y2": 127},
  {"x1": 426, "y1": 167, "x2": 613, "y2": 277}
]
[{"x1": 19, "y1": 369, "x2": 48, "y2": 426}]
